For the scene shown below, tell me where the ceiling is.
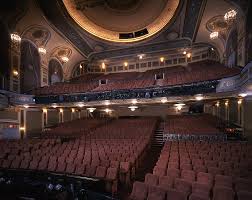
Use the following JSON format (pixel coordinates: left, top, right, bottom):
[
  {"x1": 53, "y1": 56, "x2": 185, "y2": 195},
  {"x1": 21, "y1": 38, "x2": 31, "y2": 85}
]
[
  {"x1": 35, "y1": 0, "x2": 248, "y2": 64},
  {"x1": 63, "y1": 0, "x2": 180, "y2": 43}
]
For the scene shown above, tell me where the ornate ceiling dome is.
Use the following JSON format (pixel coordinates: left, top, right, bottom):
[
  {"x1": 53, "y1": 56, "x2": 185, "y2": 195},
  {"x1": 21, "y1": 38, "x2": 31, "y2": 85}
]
[{"x1": 63, "y1": 0, "x2": 180, "y2": 43}]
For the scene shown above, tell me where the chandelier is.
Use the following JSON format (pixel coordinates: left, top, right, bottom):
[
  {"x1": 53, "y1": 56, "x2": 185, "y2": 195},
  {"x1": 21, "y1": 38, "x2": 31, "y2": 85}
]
[
  {"x1": 224, "y1": 9, "x2": 237, "y2": 22},
  {"x1": 210, "y1": 32, "x2": 219, "y2": 40},
  {"x1": 38, "y1": 47, "x2": 46, "y2": 55},
  {"x1": 61, "y1": 56, "x2": 69, "y2": 63},
  {"x1": 10, "y1": 33, "x2": 21, "y2": 43}
]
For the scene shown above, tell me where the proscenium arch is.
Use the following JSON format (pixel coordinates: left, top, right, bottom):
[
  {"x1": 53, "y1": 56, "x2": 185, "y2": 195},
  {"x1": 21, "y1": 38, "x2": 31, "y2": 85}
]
[
  {"x1": 20, "y1": 39, "x2": 41, "y2": 93},
  {"x1": 48, "y1": 58, "x2": 64, "y2": 85}
]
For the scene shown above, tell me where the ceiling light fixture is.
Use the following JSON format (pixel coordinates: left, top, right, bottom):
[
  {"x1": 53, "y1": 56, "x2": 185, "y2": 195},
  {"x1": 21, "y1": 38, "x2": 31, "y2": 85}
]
[
  {"x1": 77, "y1": 103, "x2": 84, "y2": 108},
  {"x1": 43, "y1": 108, "x2": 47, "y2": 113},
  {"x1": 13, "y1": 70, "x2": 19, "y2": 76},
  {"x1": 183, "y1": 51, "x2": 187, "y2": 55},
  {"x1": 138, "y1": 54, "x2": 144, "y2": 60},
  {"x1": 160, "y1": 57, "x2": 165, "y2": 62},
  {"x1": 61, "y1": 56, "x2": 69, "y2": 63},
  {"x1": 210, "y1": 32, "x2": 219, "y2": 40},
  {"x1": 10, "y1": 33, "x2": 21, "y2": 43},
  {"x1": 128, "y1": 106, "x2": 138, "y2": 111},
  {"x1": 132, "y1": 99, "x2": 137, "y2": 104},
  {"x1": 124, "y1": 62, "x2": 128, "y2": 67},
  {"x1": 174, "y1": 103, "x2": 185, "y2": 111},
  {"x1": 225, "y1": 101, "x2": 229, "y2": 106},
  {"x1": 87, "y1": 107, "x2": 96, "y2": 113},
  {"x1": 52, "y1": 104, "x2": 57, "y2": 108},
  {"x1": 104, "y1": 100, "x2": 110, "y2": 106},
  {"x1": 195, "y1": 94, "x2": 204, "y2": 101},
  {"x1": 101, "y1": 62, "x2": 106, "y2": 69},
  {"x1": 71, "y1": 108, "x2": 75, "y2": 113},
  {"x1": 186, "y1": 53, "x2": 192, "y2": 58},
  {"x1": 38, "y1": 47, "x2": 46, "y2": 55},
  {"x1": 161, "y1": 98, "x2": 168, "y2": 103},
  {"x1": 224, "y1": 9, "x2": 237, "y2": 22},
  {"x1": 105, "y1": 108, "x2": 111, "y2": 113},
  {"x1": 23, "y1": 105, "x2": 29, "y2": 108},
  {"x1": 239, "y1": 93, "x2": 247, "y2": 97},
  {"x1": 238, "y1": 99, "x2": 242, "y2": 105}
]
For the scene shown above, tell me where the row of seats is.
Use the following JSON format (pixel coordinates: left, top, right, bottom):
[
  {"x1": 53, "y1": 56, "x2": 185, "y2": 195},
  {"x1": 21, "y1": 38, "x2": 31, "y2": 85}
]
[
  {"x1": 0, "y1": 118, "x2": 158, "y2": 195},
  {"x1": 43, "y1": 118, "x2": 106, "y2": 138},
  {"x1": 129, "y1": 141, "x2": 252, "y2": 200},
  {"x1": 33, "y1": 60, "x2": 240, "y2": 95},
  {"x1": 164, "y1": 115, "x2": 221, "y2": 135}
]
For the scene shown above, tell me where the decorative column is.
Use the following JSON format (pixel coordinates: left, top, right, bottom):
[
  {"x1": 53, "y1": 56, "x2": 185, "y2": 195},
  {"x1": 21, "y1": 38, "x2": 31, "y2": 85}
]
[
  {"x1": 59, "y1": 108, "x2": 64, "y2": 123},
  {"x1": 42, "y1": 108, "x2": 48, "y2": 130},
  {"x1": 10, "y1": 32, "x2": 21, "y2": 93},
  {"x1": 39, "y1": 47, "x2": 49, "y2": 87},
  {"x1": 19, "y1": 108, "x2": 26, "y2": 139}
]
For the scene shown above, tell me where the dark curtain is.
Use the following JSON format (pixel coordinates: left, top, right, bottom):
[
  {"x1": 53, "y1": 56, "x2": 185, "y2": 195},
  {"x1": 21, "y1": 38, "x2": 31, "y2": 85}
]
[
  {"x1": 20, "y1": 40, "x2": 41, "y2": 93},
  {"x1": 48, "y1": 59, "x2": 63, "y2": 85}
]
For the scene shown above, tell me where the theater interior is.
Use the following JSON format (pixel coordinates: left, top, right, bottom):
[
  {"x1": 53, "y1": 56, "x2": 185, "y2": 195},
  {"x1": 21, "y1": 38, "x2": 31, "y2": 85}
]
[{"x1": 0, "y1": 0, "x2": 252, "y2": 199}]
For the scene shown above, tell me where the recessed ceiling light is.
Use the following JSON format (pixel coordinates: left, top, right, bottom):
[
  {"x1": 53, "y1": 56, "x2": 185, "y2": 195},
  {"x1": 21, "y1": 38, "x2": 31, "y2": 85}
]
[{"x1": 239, "y1": 93, "x2": 247, "y2": 97}]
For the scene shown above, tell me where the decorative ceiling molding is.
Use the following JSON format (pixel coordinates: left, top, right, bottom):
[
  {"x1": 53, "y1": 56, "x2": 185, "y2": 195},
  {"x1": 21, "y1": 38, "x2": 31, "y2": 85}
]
[
  {"x1": 22, "y1": 25, "x2": 51, "y2": 47},
  {"x1": 50, "y1": 46, "x2": 72, "y2": 64},
  {"x1": 63, "y1": 0, "x2": 180, "y2": 43},
  {"x1": 88, "y1": 39, "x2": 192, "y2": 61},
  {"x1": 37, "y1": 0, "x2": 93, "y2": 56},
  {"x1": 182, "y1": 0, "x2": 205, "y2": 39}
]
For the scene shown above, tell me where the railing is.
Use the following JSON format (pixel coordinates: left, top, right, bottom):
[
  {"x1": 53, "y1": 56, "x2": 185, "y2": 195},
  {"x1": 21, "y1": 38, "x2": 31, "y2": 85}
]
[
  {"x1": 216, "y1": 61, "x2": 252, "y2": 93},
  {"x1": 35, "y1": 80, "x2": 219, "y2": 104}
]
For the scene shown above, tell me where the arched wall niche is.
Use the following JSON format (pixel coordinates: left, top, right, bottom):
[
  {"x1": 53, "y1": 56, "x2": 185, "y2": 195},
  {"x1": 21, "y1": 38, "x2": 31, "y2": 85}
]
[
  {"x1": 225, "y1": 28, "x2": 238, "y2": 67},
  {"x1": 71, "y1": 61, "x2": 88, "y2": 78},
  {"x1": 48, "y1": 58, "x2": 64, "y2": 85},
  {"x1": 20, "y1": 39, "x2": 41, "y2": 93}
]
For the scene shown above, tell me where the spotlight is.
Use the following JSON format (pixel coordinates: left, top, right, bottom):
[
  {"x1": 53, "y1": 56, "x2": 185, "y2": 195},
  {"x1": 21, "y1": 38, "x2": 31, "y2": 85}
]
[
  {"x1": 59, "y1": 108, "x2": 63, "y2": 113},
  {"x1": 71, "y1": 108, "x2": 75, "y2": 113},
  {"x1": 43, "y1": 108, "x2": 47, "y2": 113},
  {"x1": 216, "y1": 102, "x2": 220, "y2": 107},
  {"x1": 23, "y1": 104, "x2": 29, "y2": 108},
  {"x1": 52, "y1": 104, "x2": 57, "y2": 108},
  {"x1": 183, "y1": 51, "x2": 187, "y2": 55},
  {"x1": 124, "y1": 62, "x2": 128, "y2": 67},
  {"x1": 80, "y1": 64, "x2": 83, "y2": 69},
  {"x1": 160, "y1": 57, "x2": 164, "y2": 62},
  {"x1": 225, "y1": 101, "x2": 229, "y2": 106},
  {"x1": 186, "y1": 53, "x2": 191, "y2": 58},
  {"x1": 238, "y1": 99, "x2": 242, "y2": 104},
  {"x1": 174, "y1": 103, "x2": 185, "y2": 111}
]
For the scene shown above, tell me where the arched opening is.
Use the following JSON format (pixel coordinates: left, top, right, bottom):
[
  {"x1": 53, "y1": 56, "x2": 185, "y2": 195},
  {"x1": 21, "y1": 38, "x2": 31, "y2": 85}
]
[
  {"x1": 20, "y1": 40, "x2": 41, "y2": 93},
  {"x1": 48, "y1": 59, "x2": 63, "y2": 85},
  {"x1": 0, "y1": 21, "x2": 10, "y2": 90},
  {"x1": 226, "y1": 29, "x2": 238, "y2": 67}
]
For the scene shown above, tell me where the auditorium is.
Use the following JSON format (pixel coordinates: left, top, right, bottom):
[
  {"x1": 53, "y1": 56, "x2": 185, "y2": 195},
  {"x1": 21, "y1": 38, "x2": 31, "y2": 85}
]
[{"x1": 0, "y1": 0, "x2": 252, "y2": 199}]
